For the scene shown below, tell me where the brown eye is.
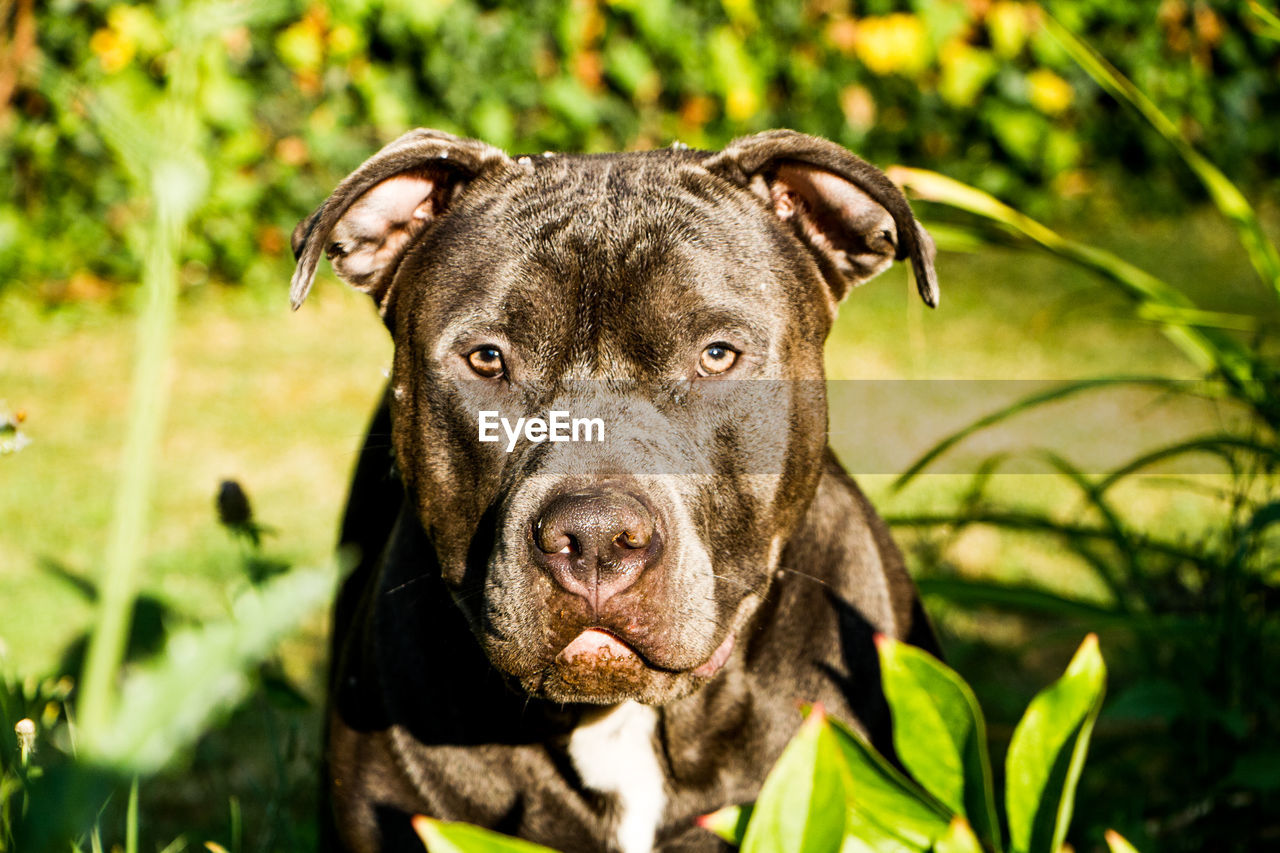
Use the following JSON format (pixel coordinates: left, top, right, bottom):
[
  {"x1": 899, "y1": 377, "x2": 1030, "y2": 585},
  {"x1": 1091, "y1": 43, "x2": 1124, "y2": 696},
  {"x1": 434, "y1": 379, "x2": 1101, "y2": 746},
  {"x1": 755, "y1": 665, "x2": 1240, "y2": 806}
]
[
  {"x1": 698, "y1": 343, "x2": 738, "y2": 376},
  {"x1": 467, "y1": 346, "x2": 506, "y2": 378}
]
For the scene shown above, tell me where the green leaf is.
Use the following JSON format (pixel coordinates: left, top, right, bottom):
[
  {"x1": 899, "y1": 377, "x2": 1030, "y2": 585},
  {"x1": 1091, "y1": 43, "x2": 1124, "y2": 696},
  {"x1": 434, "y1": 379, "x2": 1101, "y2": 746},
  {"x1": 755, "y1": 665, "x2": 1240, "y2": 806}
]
[
  {"x1": 828, "y1": 717, "x2": 951, "y2": 850},
  {"x1": 1005, "y1": 635, "x2": 1107, "y2": 853},
  {"x1": 697, "y1": 804, "x2": 752, "y2": 845},
  {"x1": 841, "y1": 807, "x2": 925, "y2": 853},
  {"x1": 877, "y1": 637, "x2": 1000, "y2": 850},
  {"x1": 933, "y1": 817, "x2": 984, "y2": 853},
  {"x1": 741, "y1": 706, "x2": 847, "y2": 853},
  {"x1": 411, "y1": 816, "x2": 561, "y2": 853}
]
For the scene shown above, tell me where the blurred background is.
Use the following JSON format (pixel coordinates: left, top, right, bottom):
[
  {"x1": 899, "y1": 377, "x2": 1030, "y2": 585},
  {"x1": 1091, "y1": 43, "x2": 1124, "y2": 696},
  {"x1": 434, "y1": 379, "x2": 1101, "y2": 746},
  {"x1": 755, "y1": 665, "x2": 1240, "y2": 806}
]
[{"x1": 2, "y1": 0, "x2": 1278, "y2": 851}]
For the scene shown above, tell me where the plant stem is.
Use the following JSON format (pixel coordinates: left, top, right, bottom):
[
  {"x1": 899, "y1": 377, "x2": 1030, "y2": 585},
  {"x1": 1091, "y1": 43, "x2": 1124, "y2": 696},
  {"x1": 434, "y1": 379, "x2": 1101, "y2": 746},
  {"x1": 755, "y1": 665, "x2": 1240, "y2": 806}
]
[{"x1": 78, "y1": 157, "x2": 182, "y2": 748}]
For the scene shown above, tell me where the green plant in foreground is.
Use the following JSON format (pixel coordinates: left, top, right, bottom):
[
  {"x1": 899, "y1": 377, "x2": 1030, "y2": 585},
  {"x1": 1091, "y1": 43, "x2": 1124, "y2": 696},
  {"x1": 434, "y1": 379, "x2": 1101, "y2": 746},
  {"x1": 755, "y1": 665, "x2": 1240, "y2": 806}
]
[{"x1": 403, "y1": 634, "x2": 1131, "y2": 853}]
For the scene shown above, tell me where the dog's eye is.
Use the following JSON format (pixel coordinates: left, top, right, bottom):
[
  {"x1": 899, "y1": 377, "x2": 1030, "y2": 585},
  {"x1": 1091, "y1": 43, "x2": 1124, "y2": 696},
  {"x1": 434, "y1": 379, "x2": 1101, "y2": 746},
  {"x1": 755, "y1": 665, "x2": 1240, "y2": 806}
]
[
  {"x1": 467, "y1": 347, "x2": 506, "y2": 379},
  {"x1": 698, "y1": 343, "x2": 739, "y2": 377}
]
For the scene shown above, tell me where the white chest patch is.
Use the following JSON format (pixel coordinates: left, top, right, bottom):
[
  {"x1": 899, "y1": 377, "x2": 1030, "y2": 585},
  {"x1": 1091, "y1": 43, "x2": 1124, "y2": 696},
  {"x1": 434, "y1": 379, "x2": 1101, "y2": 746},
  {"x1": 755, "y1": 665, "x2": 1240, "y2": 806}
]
[{"x1": 567, "y1": 701, "x2": 667, "y2": 853}]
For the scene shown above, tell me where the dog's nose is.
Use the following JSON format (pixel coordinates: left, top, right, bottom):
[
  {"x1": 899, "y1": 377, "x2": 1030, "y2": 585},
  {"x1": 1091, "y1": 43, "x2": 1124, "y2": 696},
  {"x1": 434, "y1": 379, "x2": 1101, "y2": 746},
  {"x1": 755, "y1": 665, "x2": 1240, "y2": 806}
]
[{"x1": 532, "y1": 491, "x2": 661, "y2": 608}]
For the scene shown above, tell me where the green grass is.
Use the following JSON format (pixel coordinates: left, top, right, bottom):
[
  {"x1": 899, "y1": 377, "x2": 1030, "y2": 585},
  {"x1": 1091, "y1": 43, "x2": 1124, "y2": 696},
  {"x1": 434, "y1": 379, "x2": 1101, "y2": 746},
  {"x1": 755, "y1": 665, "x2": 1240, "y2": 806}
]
[{"x1": 0, "y1": 283, "x2": 389, "y2": 678}]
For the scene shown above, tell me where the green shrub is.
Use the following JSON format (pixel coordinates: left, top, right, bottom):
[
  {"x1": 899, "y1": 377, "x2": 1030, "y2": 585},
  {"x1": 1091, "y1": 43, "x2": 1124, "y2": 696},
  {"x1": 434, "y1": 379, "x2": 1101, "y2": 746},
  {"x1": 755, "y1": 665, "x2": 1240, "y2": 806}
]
[{"x1": 5, "y1": 1, "x2": 1278, "y2": 299}]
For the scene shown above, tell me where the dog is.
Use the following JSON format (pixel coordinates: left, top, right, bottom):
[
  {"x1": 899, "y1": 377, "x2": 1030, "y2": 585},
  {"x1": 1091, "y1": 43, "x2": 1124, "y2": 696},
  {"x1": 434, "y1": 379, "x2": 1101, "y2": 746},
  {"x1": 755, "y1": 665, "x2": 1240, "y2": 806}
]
[{"x1": 290, "y1": 128, "x2": 941, "y2": 853}]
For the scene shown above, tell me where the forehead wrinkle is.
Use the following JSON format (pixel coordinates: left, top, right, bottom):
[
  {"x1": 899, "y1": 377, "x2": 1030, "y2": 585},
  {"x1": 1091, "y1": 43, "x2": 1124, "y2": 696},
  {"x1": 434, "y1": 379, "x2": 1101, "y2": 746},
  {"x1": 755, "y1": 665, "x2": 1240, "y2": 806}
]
[{"x1": 433, "y1": 152, "x2": 792, "y2": 377}]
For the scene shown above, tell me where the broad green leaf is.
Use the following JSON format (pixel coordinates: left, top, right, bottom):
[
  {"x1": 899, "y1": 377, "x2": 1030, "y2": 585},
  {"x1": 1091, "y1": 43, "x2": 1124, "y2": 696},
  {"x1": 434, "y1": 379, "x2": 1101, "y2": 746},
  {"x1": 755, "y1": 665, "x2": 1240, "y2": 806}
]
[
  {"x1": 697, "y1": 804, "x2": 752, "y2": 845},
  {"x1": 877, "y1": 637, "x2": 1000, "y2": 849},
  {"x1": 411, "y1": 816, "x2": 560, "y2": 853},
  {"x1": 933, "y1": 817, "x2": 983, "y2": 853},
  {"x1": 741, "y1": 706, "x2": 847, "y2": 853},
  {"x1": 828, "y1": 717, "x2": 951, "y2": 850},
  {"x1": 840, "y1": 808, "x2": 924, "y2": 853},
  {"x1": 1104, "y1": 829, "x2": 1141, "y2": 853},
  {"x1": 1006, "y1": 635, "x2": 1107, "y2": 853}
]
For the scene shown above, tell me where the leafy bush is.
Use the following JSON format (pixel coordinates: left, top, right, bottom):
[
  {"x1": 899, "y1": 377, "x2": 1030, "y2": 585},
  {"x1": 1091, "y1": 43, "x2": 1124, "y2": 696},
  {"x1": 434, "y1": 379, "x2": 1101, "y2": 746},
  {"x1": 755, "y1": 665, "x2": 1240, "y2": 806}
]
[{"x1": 4, "y1": 0, "x2": 1279, "y2": 298}]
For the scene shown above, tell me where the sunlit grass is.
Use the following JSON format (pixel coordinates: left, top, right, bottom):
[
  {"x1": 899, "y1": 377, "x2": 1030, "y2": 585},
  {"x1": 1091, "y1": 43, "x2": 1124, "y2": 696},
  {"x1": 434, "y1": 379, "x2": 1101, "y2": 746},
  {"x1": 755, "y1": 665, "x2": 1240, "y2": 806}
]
[{"x1": 0, "y1": 284, "x2": 389, "y2": 677}]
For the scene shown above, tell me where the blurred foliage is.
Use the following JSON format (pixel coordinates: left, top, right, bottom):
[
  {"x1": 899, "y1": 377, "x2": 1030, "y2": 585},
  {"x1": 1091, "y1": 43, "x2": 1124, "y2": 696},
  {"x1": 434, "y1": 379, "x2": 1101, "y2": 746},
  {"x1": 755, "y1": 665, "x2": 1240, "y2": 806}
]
[{"x1": 3, "y1": 0, "x2": 1279, "y2": 300}]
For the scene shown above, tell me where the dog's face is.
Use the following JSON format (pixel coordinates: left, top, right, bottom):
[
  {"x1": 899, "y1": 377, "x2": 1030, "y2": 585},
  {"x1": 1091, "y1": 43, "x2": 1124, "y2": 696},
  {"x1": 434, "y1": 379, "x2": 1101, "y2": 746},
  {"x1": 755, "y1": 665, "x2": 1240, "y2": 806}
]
[{"x1": 292, "y1": 130, "x2": 937, "y2": 705}]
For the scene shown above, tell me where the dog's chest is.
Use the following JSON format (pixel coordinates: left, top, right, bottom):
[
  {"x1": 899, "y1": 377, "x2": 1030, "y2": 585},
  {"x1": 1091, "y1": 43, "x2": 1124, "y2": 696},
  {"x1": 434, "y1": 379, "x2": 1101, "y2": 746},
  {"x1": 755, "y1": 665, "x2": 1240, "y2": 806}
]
[{"x1": 567, "y1": 701, "x2": 667, "y2": 853}]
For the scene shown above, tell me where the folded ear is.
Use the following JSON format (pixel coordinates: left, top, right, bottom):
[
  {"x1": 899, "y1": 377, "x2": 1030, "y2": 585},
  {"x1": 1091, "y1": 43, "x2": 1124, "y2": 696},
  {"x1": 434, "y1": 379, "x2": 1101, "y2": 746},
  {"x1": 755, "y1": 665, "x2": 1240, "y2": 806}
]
[
  {"x1": 702, "y1": 130, "x2": 938, "y2": 307},
  {"x1": 290, "y1": 129, "x2": 513, "y2": 311}
]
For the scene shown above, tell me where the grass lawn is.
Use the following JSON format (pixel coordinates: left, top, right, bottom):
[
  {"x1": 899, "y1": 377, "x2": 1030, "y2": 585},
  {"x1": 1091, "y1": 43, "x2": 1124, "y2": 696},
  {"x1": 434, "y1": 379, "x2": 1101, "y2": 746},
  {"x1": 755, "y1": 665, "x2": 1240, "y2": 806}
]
[{"x1": 0, "y1": 206, "x2": 1272, "y2": 848}]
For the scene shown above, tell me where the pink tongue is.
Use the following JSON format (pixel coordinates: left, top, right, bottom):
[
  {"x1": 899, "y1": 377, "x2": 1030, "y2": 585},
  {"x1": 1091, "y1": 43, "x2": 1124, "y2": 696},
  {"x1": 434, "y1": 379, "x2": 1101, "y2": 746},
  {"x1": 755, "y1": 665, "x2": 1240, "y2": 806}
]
[
  {"x1": 693, "y1": 631, "x2": 736, "y2": 677},
  {"x1": 559, "y1": 629, "x2": 638, "y2": 663}
]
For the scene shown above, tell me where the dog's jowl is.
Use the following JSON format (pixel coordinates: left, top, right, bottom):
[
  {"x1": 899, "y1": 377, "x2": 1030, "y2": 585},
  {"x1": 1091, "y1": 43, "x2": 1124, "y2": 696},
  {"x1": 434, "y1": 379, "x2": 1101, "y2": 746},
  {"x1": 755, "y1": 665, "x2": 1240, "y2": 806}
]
[{"x1": 291, "y1": 128, "x2": 941, "y2": 853}]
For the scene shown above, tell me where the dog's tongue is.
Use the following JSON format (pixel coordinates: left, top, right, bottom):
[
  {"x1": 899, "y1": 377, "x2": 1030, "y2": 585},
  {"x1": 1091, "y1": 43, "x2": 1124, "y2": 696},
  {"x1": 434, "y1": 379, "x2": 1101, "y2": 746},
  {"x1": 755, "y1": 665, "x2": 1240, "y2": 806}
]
[
  {"x1": 558, "y1": 629, "x2": 638, "y2": 664},
  {"x1": 693, "y1": 631, "x2": 736, "y2": 678}
]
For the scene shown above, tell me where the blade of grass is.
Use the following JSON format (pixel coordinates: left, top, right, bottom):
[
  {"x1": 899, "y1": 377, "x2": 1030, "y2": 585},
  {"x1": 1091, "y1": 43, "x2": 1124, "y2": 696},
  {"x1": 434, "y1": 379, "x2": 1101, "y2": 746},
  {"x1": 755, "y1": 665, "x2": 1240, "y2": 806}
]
[
  {"x1": 891, "y1": 511, "x2": 1216, "y2": 569},
  {"x1": 125, "y1": 778, "x2": 138, "y2": 853},
  {"x1": 888, "y1": 167, "x2": 1260, "y2": 394},
  {"x1": 1092, "y1": 434, "x2": 1280, "y2": 494},
  {"x1": 1249, "y1": 0, "x2": 1280, "y2": 39},
  {"x1": 1135, "y1": 303, "x2": 1260, "y2": 333},
  {"x1": 1041, "y1": 10, "x2": 1280, "y2": 299},
  {"x1": 1037, "y1": 452, "x2": 1138, "y2": 609},
  {"x1": 916, "y1": 578, "x2": 1124, "y2": 623},
  {"x1": 891, "y1": 377, "x2": 1193, "y2": 490}
]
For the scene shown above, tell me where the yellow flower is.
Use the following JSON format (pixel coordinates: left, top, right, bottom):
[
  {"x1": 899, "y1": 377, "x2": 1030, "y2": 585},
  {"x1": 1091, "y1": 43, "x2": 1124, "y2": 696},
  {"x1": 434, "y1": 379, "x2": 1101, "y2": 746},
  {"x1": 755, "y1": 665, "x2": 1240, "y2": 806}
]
[
  {"x1": 1027, "y1": 68, "x2": 1074, "y2": 115},
  {"x1": 854, "y1": 14, "x2": 928, "y2": 77},
  {"x1": 839, "y1": 84, "x2": 876, "y2": 133},
  {"x1": 726, "y1": 87, "x2": 759, "y2": 122},
  {"x1": 89, "y1": 27, "x2": 135, "y2": 74}
]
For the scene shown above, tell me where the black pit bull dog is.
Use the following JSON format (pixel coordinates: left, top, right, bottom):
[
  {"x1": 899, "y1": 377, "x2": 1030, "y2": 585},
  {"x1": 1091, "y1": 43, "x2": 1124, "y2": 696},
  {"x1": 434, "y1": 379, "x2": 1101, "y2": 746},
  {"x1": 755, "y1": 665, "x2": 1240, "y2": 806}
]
[{"x1": 290, "y1": 129, "x2": 941, "y2": 853}]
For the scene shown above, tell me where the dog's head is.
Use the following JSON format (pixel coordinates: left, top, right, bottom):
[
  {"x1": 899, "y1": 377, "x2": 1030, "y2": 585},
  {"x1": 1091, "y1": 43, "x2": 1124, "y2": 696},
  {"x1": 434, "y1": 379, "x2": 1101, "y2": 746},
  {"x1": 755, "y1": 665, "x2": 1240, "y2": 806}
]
[{"x1": 293, "y1": 129, "x2": 937, "y2": 705}]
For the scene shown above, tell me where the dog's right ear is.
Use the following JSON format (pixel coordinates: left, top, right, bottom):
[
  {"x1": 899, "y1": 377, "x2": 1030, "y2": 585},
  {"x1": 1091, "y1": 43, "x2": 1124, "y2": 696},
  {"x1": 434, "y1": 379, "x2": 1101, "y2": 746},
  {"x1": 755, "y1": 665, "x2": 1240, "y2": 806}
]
[{"x1": 290, "y1": 129, "x2": 513, "y2": 311}]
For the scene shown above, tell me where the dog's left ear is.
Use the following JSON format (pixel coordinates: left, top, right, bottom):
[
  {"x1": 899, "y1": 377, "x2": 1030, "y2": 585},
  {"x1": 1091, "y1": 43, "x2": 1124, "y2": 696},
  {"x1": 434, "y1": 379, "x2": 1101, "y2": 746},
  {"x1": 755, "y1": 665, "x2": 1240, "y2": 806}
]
[{"x1": 703, "y1": 130, "x2": 938, "y2": 307}]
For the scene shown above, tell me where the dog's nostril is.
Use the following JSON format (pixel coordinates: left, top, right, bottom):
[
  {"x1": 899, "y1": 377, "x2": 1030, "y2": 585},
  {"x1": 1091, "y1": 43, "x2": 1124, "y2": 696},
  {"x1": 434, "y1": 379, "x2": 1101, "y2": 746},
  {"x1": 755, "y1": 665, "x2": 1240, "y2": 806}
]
[
  {"x1": 534, "y1": 521, "x2": 573, "y2": 555},
  {"x1": 614, "y1": 529, "x2": 649, "y2": 549}
]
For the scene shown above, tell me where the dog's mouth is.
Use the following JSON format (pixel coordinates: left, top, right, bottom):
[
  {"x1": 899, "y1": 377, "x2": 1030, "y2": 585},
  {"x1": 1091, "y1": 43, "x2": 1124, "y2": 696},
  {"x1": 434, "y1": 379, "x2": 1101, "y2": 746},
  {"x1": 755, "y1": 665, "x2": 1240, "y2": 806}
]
[
  {"x1": 556, "y1": 628, "x2": 639, "y2": 666},
  {"x1": 555, "y1": 627, "x2": 736, "y2": 679}
]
